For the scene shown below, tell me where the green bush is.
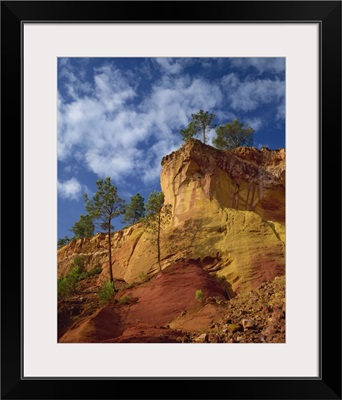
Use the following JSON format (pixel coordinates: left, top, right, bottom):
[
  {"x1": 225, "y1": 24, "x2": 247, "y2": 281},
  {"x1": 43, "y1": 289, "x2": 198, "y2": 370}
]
[
  {"x1": 78, "y1": 271, "x2": 89, "y2": 281},
  {"x1": 58, "y1": 277, "x2": 72, "y2": 300},
  {"x1": 118, "y1": 295, "x2": 131, "y2": 305},
  {"x1": 58, "y1": 236, "x2": 72, "y2": 248},
  {"x1": 68, "y1": 266, "x2": 81, "y2": 282},
  {"x1": 57, "y1": 264, "x2": 103, "y2": 301},
  {"x1": 89, "y1": 265, "x2": 102, "y2": 276},
  {"x1": 98, "y1": 281, "x2": 115, "y2": 304},
  {"x1": 73, "y1": 256, "x2": 86, "y2": 270},
  {"x1": 195, "y1": 289, "x2": 203, "y2": 303},
  {"x1": 138, "y1": 271, "x2": 150, "y2": 282},
  {"x1": 57, "y1": 266, "x2": 80, "y2": 300},
  {"x1": 78, "y1": 265, "x2": 102, "y2": 281}
]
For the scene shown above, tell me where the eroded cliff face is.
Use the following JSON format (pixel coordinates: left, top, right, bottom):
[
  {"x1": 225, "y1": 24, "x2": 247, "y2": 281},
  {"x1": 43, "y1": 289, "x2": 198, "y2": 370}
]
[
  {"x1": 161, "y1": 139, "x2": 285, "y2": 225},
  {"x1": 58, "y1": 140, "x2": 285, "y2": 293}
]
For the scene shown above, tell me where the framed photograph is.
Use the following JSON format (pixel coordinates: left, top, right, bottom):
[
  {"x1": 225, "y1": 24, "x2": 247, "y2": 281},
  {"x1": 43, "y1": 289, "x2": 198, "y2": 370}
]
[{"x1": 1, "y1": 1, "x2": 341, "y2": 399}]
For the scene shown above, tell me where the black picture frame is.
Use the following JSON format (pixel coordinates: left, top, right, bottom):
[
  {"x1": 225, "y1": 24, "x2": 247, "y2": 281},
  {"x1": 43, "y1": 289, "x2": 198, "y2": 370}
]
[{"x1": 1, "y1": 1, "x2": 341, "y2": 399}]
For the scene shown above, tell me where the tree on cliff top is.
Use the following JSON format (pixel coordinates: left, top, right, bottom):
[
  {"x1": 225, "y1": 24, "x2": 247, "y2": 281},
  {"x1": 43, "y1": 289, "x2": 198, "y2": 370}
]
[
  {"x1": 58, "y1": 236, "x2": 71, "y2": 248},
  {"x1": 123, "y1": 193, "x2": 146, "y2": 226},
  {"x1": 180, "y1": 109, "x2": 216, "y2": 144},
  {"x1": 84, "y1": 177, "x2": 125, "y2": 285},
  {"x1": 70, "y1": 214, "x2": 95, "y2": 239},
  {"x1": 144, "y1": 191, "x2": 172, "y2": 272},
  {"x1": 213, "y1": 118, "x2": 255, "y2": 150}
]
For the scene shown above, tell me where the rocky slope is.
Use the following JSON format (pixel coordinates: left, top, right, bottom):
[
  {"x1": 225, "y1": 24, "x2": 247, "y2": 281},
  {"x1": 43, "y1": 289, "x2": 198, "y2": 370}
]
[
  {"x1": 58, "y1": 264, "x2": 285, "y2": 343},
  {"x1": 59, "y1": 261, "x2": 228, "y2": 343},
  {"x1": 58, "y1": 140, "x2": 285, "y2": 294}
]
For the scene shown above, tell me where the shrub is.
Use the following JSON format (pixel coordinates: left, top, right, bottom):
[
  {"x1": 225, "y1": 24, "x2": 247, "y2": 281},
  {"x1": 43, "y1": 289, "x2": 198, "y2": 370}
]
[
  {"x1": 58, "y1": 277, "x2": 72, "y2": 300},
  {"x1": 57, "y1": 266, "x2": 80, "y2": 300},
  {"x1": 58, "y1": 236, "x2": 72, "y2": 248},
  {"x1": 78, "y1": 265, "x2": 103, "y2": 281},
  {"x1": 78, "y1": 271, "x2": 89, "y2": 281},
  {"x1": 195, "y1": 289, "x2": 203, "y2": 303},
  {"x1": 89, "y1": 265, "x2": 102, "y2": 276},
  {"x1": 68, "y1": 266, "x2": 81, "y2": 282},
  {"x1": 98, "y1": 281, "x2": 115, "y2": 304},
  {"x1": 118, "y1": 295, "x2": 131, "y2": 305},
  {"x1": 73, "y1": 256, "x2": 86, "y2": 270},
  {"x1": 138, "y1": 271, "x2": 150, "y2": 283}
]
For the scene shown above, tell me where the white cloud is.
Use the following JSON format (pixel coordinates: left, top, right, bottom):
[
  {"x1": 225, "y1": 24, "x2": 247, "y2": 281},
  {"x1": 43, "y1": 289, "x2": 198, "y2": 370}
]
[
  {"x1": 59, "y1": 59, "x2": 286, "y2": 190},
  {"x1": 246, "y1": 117, "x2": 263, "y2": 131},
  {"x1": 58, "y1": 58, "x2": 68, "y2": 67},
  {"x1": 58, "y1": 60, "x2": 225, "y2": 186},
  {"x1": 155, "y1": 58, "x2": 184, "y2": 74},
  {"x1": 221, "y1": 73, "x2": 285, "y2": 113},
  {"x1": 58, "y1": 178, "x2": 82, "y2": 200},
  {"x1": 207, "y1": 128, "x2": 217, "y2": 146},
  {"x1": 230, "y1": 58, "x2": 285, "y2": 74},
  {"x1": 276, "y1": 99, "x2": 286, "y2": 121},
  {"x1": 221, "y1": 73, "x2": 240, "y2": 88},
  {"x1": 139, "y1": 139, "x2": 179, "y2": 184},
  {"x1": 144, "y1": 76, "x2": 223, "y2": 133},
  {"x1": 154, "y1": 58, "x2": 200, "y2": 75}
]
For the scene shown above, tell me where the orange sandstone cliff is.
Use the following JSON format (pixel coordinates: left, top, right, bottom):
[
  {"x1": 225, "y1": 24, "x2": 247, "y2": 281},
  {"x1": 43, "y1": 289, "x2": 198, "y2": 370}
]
[{"x1": 58, "y1": 139, "x2": 285, "y2": 294}]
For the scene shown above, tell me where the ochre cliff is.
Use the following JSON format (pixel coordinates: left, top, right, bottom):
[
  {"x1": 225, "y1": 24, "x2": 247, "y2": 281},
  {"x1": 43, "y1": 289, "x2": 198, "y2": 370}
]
[
  {"x1": 161, "y1": 139, "x2": 285, "y2": 225},
  {"x1": 58, "y1": 140, "x2": 285, "y2": 294}
]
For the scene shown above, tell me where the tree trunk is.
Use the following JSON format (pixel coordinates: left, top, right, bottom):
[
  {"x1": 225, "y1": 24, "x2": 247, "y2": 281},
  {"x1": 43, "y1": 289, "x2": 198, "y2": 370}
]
[
  {"x1": 202, "y1": 123, "x2": 206, "y2": 144},
  {"x1": 107, "y1": 223, "x2": 114, "y2": 286},
  {"x1": 157, "y1": 212, "x2": 161, "y2": 271}
]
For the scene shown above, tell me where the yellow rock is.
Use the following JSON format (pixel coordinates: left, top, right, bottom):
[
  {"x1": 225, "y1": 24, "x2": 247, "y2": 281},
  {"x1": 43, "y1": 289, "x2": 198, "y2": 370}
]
[{"x1": 58, "y1": 140, "x2": 285, "y2": 294}]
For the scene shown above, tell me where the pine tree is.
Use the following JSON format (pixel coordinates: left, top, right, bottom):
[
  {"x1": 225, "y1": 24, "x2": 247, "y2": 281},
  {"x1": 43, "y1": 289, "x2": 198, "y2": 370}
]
[
  {"x1": 84, "y1": 177, "x2": 125, "y2": 285},
  {"x1": 213, "y1": 118, "x2": 255, "y2": 150},
  {"x1": 144, "y1": 191, "x2": 172, "y2": 271},
  {"x1": 70, "y1": 214, "x2": 94, "y2": 239},
  {"x1": 180, "y1": 109, "x2": 216, "y2": 144},
  {"x1": 123, "y1": 193, "x2": 145, "y2": 226}
]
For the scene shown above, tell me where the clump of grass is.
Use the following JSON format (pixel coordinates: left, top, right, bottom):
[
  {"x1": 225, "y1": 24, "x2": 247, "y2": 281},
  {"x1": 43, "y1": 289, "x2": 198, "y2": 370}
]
[
  {"x1": 195, "y1": 289, "x2": 203, "y2": 303},
  {"x1": 98, "y1": 281, "x2": 115, "y2": 304},
  {"x1": 138, "y1": 271, "x2": 150, "y2": 283},
  {"x1": 118, "y1": 295, "x2": 131, "y2": 305}
]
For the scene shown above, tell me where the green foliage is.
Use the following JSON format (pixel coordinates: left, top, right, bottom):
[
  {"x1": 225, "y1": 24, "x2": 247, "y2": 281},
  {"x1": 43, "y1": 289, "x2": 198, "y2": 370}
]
[
  {"x1": 144, "y1": 191, "x2": 172, "y2": 271},
  {"x1": 57, "y1": 264, "x2": 103, "y2": 301},
  {"x1": 118, "y1": 295, "x2": 131, "y2": 305},
  {"x1": 212, "y1": 118, "x2": 255, "y2": 150},
  {"x1": 73, "y1": 255, "x2": 86, "y2": 269},
  {"x1": 57, "y1": 266, "x2": 81, "y2": 300},
  {"x1": 180, "y1": 122, "x2": 197, "y2": 142},
  {"x1": 145, "y1": 191, "x2": 165, "y2": 218},
  {"x1": 70, "y1": 214, "x2": 94, "y2": 239},
  {"x1": 98, "y1": 281, "x2": 115, "y2": 304},
  {"x1": 84, "y1": 178, "x2": 125, "y2": 231},
  {"x1": 68, "y1": 266, "x2": 81, "y2": 284},
  {"x1": 89, "y1": 265, "x2": 103, "y2": 276},
  {"x1": 57, "y1": 278, "x2": 72, "y2": 300},
  {"x1": 58, "y1": 236, "x2": 72, "y2": 248},
  {"x1": 84, "y1": 177, "x2": 125, "y2": 285},
  {"x1": 138, "y1": 271, "x2": 150, "y2": 283},
  {"x1": 180, "y1": 109, "x2": 216, "y2": 144},
  {"x1": 195, "y1": 289, "x2": 203, "y2": 303},
  {"x1": 78, "y1": 265, "x2": 102, "y2": 281},
  {"x1": 123, "y1": 193, "x2": 145, "y2": 226}
]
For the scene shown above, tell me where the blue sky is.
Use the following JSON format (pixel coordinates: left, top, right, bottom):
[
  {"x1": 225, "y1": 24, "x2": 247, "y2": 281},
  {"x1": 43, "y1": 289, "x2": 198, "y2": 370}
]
[{"x1": 58, "y1": 57, "x2": 285, "y2": 239}]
